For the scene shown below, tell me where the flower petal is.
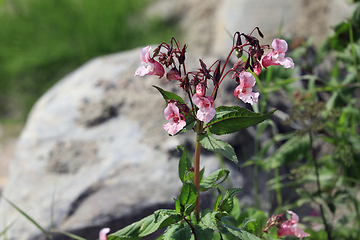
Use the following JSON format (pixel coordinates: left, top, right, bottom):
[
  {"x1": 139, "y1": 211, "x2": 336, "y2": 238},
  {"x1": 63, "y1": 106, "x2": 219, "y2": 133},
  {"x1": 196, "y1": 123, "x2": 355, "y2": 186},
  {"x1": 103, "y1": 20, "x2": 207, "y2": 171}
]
[
  {"x1": 272, "y1": 38, "x2": 288, "y2": 54},
  {"x1": 140, "y1": 46, "x2": 151, "y2": 63},
  {"x1": 288, "y1": 210, "x2": 299, "y2": 224},
  {"x1": 292, "y1": 225, "x2": 311, "y2": 240},
  {"x1": 277, "y1": 57, "x2": 294, "y2": 69},
  {"x1": 134, "y1": 66, "x2": 151, "y2": 76},
  {"x1": 278, "y1": 221, "x2": 293, "y2": 237}
]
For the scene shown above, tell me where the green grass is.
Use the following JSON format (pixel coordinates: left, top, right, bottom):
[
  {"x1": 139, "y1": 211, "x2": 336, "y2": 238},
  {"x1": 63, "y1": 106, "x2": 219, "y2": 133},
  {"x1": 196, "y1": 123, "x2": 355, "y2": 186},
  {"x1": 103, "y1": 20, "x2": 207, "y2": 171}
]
[{"x1": 0, "y1": 0, "x2": 178, "y2": 120}]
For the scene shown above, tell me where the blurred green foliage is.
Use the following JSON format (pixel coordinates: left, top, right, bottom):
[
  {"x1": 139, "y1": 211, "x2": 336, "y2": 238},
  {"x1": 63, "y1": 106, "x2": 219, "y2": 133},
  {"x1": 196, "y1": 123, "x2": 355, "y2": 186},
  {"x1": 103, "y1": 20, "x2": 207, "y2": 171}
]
[
  {"x1": 242, "y1": 2, "x2": 360, "y2": 239},
  {"x1": 0, "y1": 0, "x2": 178, "y2": 119}
]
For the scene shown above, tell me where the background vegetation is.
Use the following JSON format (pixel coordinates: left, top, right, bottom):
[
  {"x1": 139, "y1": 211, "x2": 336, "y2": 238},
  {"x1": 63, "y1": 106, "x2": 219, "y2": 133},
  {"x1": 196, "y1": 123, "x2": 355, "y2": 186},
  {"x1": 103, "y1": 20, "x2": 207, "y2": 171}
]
[{"x1": 0, "y1": 0, "x2": 177, "y2": 121}]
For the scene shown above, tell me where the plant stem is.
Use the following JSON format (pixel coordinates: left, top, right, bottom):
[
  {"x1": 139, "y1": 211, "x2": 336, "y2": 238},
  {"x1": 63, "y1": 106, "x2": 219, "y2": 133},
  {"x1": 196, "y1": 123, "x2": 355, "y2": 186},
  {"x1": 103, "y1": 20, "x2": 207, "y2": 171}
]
[
  {"x1": 309, "y1": 131, "x2": 332, "y2": 240},
  {"x1": 194, "y1": 122, "x2": 203, "y2": 221},
  {"x1": 254, "y1": 127, "x2": 260, "y2": 209}
]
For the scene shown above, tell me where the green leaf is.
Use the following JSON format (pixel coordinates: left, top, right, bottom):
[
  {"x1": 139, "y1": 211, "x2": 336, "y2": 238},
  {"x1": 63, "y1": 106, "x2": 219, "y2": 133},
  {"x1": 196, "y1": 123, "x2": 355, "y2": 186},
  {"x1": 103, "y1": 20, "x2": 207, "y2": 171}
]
[
  {"x1": 237, "y1": 208, "x2": 269, "y2": 230},
  {"x1": 194, "y1": 225, "x2": 214, "y2": 240},
  {"x1": 183, "y1": 171, "x2": 194, "y2": 183},
  {"x1": 198, "y1": 132, "x2": 238, "y2": 165},
  {"x1": 153, "y1": 85, "x2": 185, "y2": 104},
  {"x1": 177, "y1": 146, "x2": 193, "y2": 183},
  {"x1": 184, "y1": 204, "x2": 196, "y2": 215},
  {"x1": 179, "y1": 116, "x2": 196, "y2": 134},
  {"x1": 200, "y1": 169, "x2": 230, "y2": 191},
  {"x1": 220, "y1": 215, "x2": 238, "y2": 227},
  {"x1": 154, "y1": 209, "x2": 182, "y2": 223},
  {"x1": 242, "y1": 219, "x2": 263, "y2": 237},
  {"x1": 229, "y1": 197, "x2": 241, "y2": 222},
  {"x1": 169, "y1": 225, "x2": 191, "y2": 240},
  {"x1": 163, "y1": 223, "x2": 182, "y2": 240},
  {"x1": 207, "y1": 106, "x2": 276, "y2": 135},
  {"x1": 178, "y1": 182, "x2": 198, "y2": 207},
  {"x1": 163, "y1": 223, "x2": 191, "y2": 240},
  {"x1": 219, "y1": 188, "x2": 243, "y2": 213},
  {"x1": 199, "y1": 167, "x2": 205, "y2": 183},
  {"x1": 213, "y1": 188, "x2": 223, "y2": 212},
  {"x1": 174, "y1": 199, "x2": 181, "y2": 214},
  {"x1": 108, "y1": 211, "x2": 179, "y2": 240},
  {"x1": 218, "y1": 222, "x2": 262, "y2": 240},
  {"x1": 199, "y1": 209, "x2": 221, "y2": 232}
]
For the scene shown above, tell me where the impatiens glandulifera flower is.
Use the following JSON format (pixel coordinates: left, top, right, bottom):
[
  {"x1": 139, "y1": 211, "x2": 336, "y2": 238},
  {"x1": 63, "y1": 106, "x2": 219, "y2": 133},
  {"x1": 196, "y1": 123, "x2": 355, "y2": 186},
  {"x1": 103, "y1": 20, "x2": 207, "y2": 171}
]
[
  {"x1": 278, "y1": 210, "x2": 310, "y2": 240},
  {"x1": 164, "y1": 102, "x2": 186, "y2": 136},
  {"x1": 134, "y1": 46, "x2": 165, "y2": 77},
  {"x1": 262, "y1": 38, "x2": 294, "y2": 69},
  {"x1": 192, "y1": 94, "x2": 216, "y2": 124},
  {"x1": 99, "y1": 228, "x2": 110, "y2": 240},
  {"x1": 234, "y1": 71, "x2": 259, "y2": 105}
]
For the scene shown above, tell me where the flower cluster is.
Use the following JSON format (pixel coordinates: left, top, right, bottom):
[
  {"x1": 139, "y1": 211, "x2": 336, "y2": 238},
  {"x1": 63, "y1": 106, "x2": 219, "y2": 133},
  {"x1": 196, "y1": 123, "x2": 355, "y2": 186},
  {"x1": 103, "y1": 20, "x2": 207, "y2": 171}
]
[
  {"x1": 135, "y1": 29, "x2": 294, "y2": 136},
  {"x1": 263, "y1": 210, "x2": 310, "y2": 240}
]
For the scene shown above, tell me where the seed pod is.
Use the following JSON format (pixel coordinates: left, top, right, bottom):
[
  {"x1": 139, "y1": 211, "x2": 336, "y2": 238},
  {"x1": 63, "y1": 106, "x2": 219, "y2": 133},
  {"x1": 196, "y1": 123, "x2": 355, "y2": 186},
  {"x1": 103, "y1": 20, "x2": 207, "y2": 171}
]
[
  {"x1": 255, "y1": 27, "x2": 264, "y2": 38},
  {"x1": 235, "y1": 48, "x2": 243, "y2": 58},
  {"x1": 199, "y1": 59, "x2": 211, "y2": 79},
  {"x1": 213, "y1": 60, "x2": 221, "y2": 86}
]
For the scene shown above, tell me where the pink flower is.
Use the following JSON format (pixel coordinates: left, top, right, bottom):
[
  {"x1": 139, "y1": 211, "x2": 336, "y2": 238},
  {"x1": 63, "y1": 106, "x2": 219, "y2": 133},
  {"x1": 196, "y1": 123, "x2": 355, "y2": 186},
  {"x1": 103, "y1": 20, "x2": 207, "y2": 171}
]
[
  {"x1": 234, "y1": 71, "x2": 259, "y2": 105},
  {"x1": 164, "y1": 102, "x2": 186, "y2": 136},
  {"x1": 134, "y1": 46, "x2": 165, "y2": 77},
  {"x1": 192, "y1": 94, "x2": 216, "y2": 124},
  {"x1": 278, "y1": 210, "x2": 310, "y2": 240},
  {"x1": 99, "y1": 228, "x2": 110, "y2": 240},
  {"x1": 262, "y1": 38, "x2": 294, "y2": 69}
]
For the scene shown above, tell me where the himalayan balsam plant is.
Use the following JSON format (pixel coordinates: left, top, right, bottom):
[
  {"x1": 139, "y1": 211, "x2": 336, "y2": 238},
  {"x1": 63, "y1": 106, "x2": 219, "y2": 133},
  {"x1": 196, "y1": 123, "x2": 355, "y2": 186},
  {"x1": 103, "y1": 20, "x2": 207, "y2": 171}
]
[{"x1": 101, "y1": 28, "x2": 309, "y2": 240}]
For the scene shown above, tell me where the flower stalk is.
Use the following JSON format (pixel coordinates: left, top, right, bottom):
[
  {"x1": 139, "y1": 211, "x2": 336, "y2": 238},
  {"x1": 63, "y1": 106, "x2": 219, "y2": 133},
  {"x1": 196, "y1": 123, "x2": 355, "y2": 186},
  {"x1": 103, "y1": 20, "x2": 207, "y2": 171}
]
[{"x1": 194, "y1": 121, "x2": 203, "y2": 221}]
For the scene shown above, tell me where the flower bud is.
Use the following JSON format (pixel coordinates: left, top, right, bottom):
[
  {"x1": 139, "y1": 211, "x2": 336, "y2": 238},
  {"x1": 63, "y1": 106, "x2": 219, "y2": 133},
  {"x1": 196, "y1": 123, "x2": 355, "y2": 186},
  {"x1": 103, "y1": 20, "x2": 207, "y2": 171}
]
[{"x1": 253, "y1": 61, "x2": 262, "y2": 76}]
